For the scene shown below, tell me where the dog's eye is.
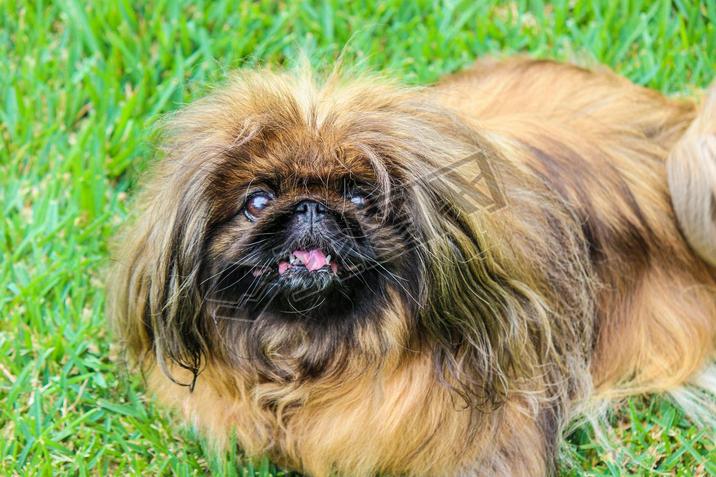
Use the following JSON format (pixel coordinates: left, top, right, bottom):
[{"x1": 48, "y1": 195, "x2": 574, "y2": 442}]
[
  {"x1": 341, "y1": 178, "x2": 371, "y2": 209},
  {"x1": 244, "y1": 191, "x2": 273, "y2": 221},
  {"x1": 347, "y1": 192, "x2": 367, "y2": 208}
]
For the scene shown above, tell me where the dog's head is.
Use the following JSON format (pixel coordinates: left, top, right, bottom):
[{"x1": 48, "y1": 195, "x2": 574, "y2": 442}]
[
  {"x1": 203, "y1": 109, "x2": 412, "y2": 332},
  {"x1": 110, "y1": 68, "x2": 564, "y2": 405}
]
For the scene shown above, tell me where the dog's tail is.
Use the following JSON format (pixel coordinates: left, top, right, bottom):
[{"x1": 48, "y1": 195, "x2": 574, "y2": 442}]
[{"x1": 667, "y1": 84, "x2": 716, "y2": 267}]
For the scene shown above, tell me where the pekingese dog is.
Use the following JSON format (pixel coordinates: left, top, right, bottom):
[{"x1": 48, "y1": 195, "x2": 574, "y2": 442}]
[{"x1": 109, "y1": 58, "x2": 716, "y2": 476}]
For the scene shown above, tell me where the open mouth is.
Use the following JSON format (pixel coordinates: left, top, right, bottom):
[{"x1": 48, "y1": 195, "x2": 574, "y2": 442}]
[{"x1": 252, "y1": 248, "x2": 340, "y2": 277}]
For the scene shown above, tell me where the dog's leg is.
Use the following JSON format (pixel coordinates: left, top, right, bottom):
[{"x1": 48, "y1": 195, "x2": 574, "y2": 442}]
[{"x1": 592, "y1": 264, "x2": 716, "y2": 398}]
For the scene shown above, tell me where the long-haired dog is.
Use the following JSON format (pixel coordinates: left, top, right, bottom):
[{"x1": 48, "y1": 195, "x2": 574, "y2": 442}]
[{"x1": 109, "y1": 58, "x2": 716, "y2": 476}]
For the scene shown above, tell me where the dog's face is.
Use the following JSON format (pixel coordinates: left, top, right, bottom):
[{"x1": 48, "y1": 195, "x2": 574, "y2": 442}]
[{"x1": 204, "y1": 137, "x2": 414, "y2": 330}]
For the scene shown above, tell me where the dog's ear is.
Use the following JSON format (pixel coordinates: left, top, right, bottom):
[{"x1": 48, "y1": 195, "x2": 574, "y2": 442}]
[
  {"x1": 107, "y1": 75, "x2": 270, "y2": 384},
  {"x1": 108, "y1": 148, "x2": 219, "y2": 387},
  {"x1": 404, "y1": 145, "x2": 555, "y2": 409}
]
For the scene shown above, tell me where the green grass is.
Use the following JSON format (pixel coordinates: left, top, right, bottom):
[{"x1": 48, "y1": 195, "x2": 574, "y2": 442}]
[{"x1": 2, "y1": 0, "x2": 715, "y2": 475}]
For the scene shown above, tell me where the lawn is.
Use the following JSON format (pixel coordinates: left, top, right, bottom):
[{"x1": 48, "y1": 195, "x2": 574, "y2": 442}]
[{"x1": 1, "y1": 0, "x2": 715, "y2": 475}]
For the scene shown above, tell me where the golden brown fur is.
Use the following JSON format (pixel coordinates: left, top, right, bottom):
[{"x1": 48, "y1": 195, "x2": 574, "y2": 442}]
[{"x1": 109, "y1": 58, "x2": 716, "y2": 476}]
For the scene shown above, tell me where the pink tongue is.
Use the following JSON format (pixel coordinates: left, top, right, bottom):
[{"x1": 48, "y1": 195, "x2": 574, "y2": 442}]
[
  {"x1": 277, "y1": 248, "x2": 335, "y2": 275},
  {"x1": 293, "y1": 248, "x2": 328, "y2": 271}
]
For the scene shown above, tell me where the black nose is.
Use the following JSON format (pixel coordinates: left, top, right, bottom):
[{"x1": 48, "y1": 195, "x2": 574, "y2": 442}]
[{"x1": 293, "y1": 200, "x2": 327, "y2": 226}]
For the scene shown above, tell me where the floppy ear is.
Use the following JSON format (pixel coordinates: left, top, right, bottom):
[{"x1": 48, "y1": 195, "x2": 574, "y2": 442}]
[
  {"x1": 108, "y1": 163, "x2": 216, "y2": 387},
  {"x1": 403, "y1": 142, "x2": 568, "y2": 410},
  {"x1": 107, "y1": 73, "x2": 269, "y2": 385}
]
